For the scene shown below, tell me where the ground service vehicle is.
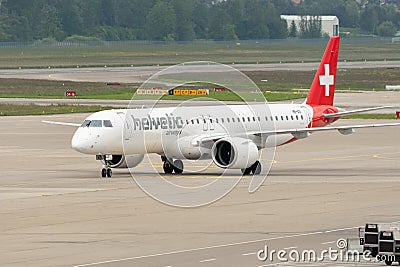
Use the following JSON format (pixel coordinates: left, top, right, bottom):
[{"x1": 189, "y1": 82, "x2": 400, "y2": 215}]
[{"x1": 378, "y1": 230, "x2": 400, "y2": 266}]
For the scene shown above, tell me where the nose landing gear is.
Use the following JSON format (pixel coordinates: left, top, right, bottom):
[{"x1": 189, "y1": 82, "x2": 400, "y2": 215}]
[
  {"x1": 97, "y1": 155, "x2": 113, "y2": 178},
  {"x1": 101, "y1": 167, "x2": 112, "y2": 178}
]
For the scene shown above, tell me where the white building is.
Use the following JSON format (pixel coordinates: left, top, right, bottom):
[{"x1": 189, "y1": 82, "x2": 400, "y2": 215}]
[{"x1": 281, "y1": 15, "x2": 339, "y2": 37}]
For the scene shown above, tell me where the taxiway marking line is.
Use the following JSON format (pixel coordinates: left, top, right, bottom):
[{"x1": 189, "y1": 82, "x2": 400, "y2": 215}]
[
  {"x1": 242, "y1": 252, "x2": 257, "y2": 256},
  {"x1": 321, "y1": 241, "x2": 336, "y2": 245},
  {"x1": 199, "y1": 258, "x2": 216, "y2": 263},
  {"x1": 283, "y1": 246, "x2": 298, "y2": 250},
  {"x1": 73, "y1": 225, "x2": 362, "y2": 267}
]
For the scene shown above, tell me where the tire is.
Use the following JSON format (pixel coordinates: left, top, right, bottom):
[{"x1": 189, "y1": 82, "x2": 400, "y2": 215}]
[
  {"x1": 173, "y1": 159, "x2": 184, "y2": 174},
  {"x1": 163, "y1": 161, "x2": 174, "y2": 174},
  {"x1": 385, "y1": 260, "x2": 392, "y2": 266},
  {"x1": 101, "y1": 168, "x2": 107, "y2": 178},
  {"x1": 106, "y1": 168, "x2": 112, "y2": 178},
  {"x1": 241, "y1": 167, "x2": 251, "y2": 175},
  {"x1": 251, "y1": 161, "x2": 261, "y2": 175}
]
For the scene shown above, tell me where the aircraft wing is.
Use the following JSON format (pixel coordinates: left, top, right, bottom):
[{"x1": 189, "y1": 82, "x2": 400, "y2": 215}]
[
  {"x1": 251, "y1": 122, "x2": 400, "y2": 139},
  {"x1": 42, "y1": 120, "x2": 81, "y2": 127},
  {"x1": 323, "y1": 106, "x2": 393, "y2": 118},
  {"x1": 194, "y1": 122, "x2": 400, "y2": 145}
]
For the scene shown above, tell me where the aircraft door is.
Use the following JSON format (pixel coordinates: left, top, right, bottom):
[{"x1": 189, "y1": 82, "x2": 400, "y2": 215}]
[
  {"x1": 301, "y1": 106, "x2": 312, "y2": 127},
  {"x1": 117, "y1": 112, "x2": 132, "y2": 140}
]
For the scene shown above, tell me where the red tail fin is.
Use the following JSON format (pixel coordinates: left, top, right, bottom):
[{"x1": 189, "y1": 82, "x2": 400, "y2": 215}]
[{"x1": 306, "y1": 36, "x2": 340, "y2": 106}]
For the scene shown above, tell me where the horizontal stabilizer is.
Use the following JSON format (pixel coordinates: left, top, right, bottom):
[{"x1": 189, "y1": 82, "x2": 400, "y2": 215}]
[
  {"x1": 323, "y1": 106, "x2": 393, "y2": 118},
  {"x1": 42, "y1": 120, "x2": 81, "y2": 127}
]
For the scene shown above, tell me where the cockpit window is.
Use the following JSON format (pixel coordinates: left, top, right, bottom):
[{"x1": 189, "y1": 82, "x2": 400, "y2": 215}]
[
  {"x1": 80, "y1": 120, "x2": 102, "y2": 127},
  {"x1": 89, "y1": 120, "x2": 102, "y2": 127},
  {"x1": 103, "y1": 120, "x2": 113, "y2": 127},
  {"x1": 81, "y1": 120, "x2": 91, "y2": 127}
]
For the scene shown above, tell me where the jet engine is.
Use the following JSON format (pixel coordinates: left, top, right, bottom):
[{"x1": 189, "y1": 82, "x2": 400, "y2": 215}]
[
  {"x1": 102, "y1": 154, "x2": 144, "y2": 168},
  {"x1": 212, "y1": 137, "x2": 258, "y2": 169}
]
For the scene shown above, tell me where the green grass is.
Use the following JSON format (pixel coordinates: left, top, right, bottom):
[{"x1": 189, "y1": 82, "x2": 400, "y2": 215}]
[
  {"x1": 0, "y1": 78, "x2": 308, "y2": 102},
  {"x1": 2, "y1": 66, "x2": 400, "y2": 101},
  {"x1": 246, "y1": 67, "x2": 400, "y2": 91},
  {"x1": 0, "y1": 78, "x2": 138, "y2": 99},
  {"x1": 0, "y1": 39, "x2": 399, "y2": 69},
  {"x1": 0, "y1": 104, "x2": 113, "y2": 116}
]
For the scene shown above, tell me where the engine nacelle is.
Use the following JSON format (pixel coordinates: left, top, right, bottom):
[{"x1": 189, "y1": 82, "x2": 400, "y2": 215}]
[
  {"x1": 212, "y1": 137, "x2": 258, "y2": 169},
  {"x1": 163, "y1": 136, "x2": 212, "y2": 160},
  {"x1": 102, "y1": 154, "x2": 144, "y2": 168}
]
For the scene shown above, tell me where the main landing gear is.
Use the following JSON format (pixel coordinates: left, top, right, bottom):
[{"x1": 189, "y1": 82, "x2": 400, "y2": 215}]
[
  {"x1": 241, "y1": 160, "x2": 261, "y2": 175},
  {"x1": 101, "y1": 167, "x2": 112, "y2": 178},
  {"x1": 162, "y1": 156, "x2": 184, "y2": 174}
]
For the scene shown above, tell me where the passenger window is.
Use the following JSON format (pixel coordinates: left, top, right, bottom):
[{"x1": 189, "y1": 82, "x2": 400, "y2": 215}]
[
  {"x1": 232, "y1": 118, "x2": 235, "y2": 122},
  {"x1": 227, "y1": 118, "x2": 230, "y2": 123},
  {"x1": 221, "y1": 118, "x2": 225, "y2": 123},
  {"x1": 265, "y1": 116, "x2": 268, "y2": 121},
  {"x1": 258, "y1": 117, "x2": 260, "y2": 121},
  {"x1": 89, "y1": 120, "x2": 102, "y2": 127},
  {"x1": 301, "y1": 115, "x2": 304, "y2": 120},
  {"x1": 275, "y1": 116, "x2": 279, "y2": 121},
  {"x1": 291, "y1": 115, "x2": 294, "y2": 120},
  {"x1": 242, "y1": 117, "x2": 245, "y2": 122},
  {"x1": 281, "y1": 116, "x2": 284, "y2": 121},
  {"x1": 296, "y1": 115, "x2": 299, "y2": 120},
  {"x1": 196, "y1": 119, "x2": 200, "y2": 124},
  {"x1": 286, "y1": 116, "x2": 289, "y2": 121},
  {"x1": 103, "y1": 120, "x2": 113, "y2": 127},
  {"x1": 247, "y1": 117, "x2": 251, "y2": 122}
]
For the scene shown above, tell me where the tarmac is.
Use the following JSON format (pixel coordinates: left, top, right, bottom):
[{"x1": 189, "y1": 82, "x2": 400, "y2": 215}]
[{"x1": 1, "y1": 113, "x2": 400, "y2": 266}]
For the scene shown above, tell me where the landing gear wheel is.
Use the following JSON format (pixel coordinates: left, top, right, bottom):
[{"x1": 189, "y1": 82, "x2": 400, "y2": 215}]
[
  {"x1": 173, "y1": 160, "x2": 184, "y2": 174},
  {"x1": 106, "y1": 168, "x2": 112, "y2": 178},
  {"x1": 163, "y1": 161, "x2": 174, "y2": 174},
  {"x1": 101, "y1": 168, "x2": 107, "y2": 178},
  {"x1": 251, "y1": 161, "x2": 261, "y2": 175},
  {"x1": 385, "y1": 260, "x2": 392, "y2": 266}
]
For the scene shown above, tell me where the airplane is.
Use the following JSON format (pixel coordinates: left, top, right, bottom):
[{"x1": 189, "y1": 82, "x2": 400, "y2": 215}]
[{"x1": 43, "y1": 36, "x2": 400, "y2": 178}]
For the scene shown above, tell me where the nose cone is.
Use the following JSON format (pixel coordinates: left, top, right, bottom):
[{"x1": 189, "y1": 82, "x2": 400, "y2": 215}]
[{"x1": 71, "y1": 129, "x2": 92, "y2": 154}]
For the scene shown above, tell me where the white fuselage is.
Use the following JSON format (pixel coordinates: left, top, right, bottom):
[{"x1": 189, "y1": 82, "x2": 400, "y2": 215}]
[{"x1": 71, "y1": 103, "x2": 313, "y2": 157}]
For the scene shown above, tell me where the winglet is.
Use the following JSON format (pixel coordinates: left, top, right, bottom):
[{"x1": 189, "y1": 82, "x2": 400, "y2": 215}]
[{"x1": 306, "y1": 36, "x2": 340, "y2": 106}]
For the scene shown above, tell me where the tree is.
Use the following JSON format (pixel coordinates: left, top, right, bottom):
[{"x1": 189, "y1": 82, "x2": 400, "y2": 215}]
[
  {"x1": 360, "y1": 4, "x2": 379, "y2": 32},
  {"x1": 377, "y1": 21, "x2": 397, "y2": 36},
  {"x1": 171, "y1": 0, "x2": 195, "y2": 41},
  {"x1": 35, "y1": 3, "x2": 64, "y2": 41},
  {"x1": 288, "y1": 20, "x2": 297, "y2": 37},
  {"x1": 145, "y1": 1, "x2": 176, "y2": 41},
  {"x1": 208, "y1": 8, "x2": 238, "y2": 41},
  {"x1": 57, "y1": 1, "x2": 84, "y2": 36},
  {"x1": 299, "y1": 16, "x2": 321, "y2": 38}
]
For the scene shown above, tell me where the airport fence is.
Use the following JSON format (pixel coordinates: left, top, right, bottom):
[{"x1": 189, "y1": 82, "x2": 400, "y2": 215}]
[{"x1": 0, "y1": 37, "x2": 393, "y2": 49}]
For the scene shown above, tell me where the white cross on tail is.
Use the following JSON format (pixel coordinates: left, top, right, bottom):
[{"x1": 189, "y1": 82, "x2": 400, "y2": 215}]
[{"x1": 319, "y1": 64, "x2": 334, "y2": 97}]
